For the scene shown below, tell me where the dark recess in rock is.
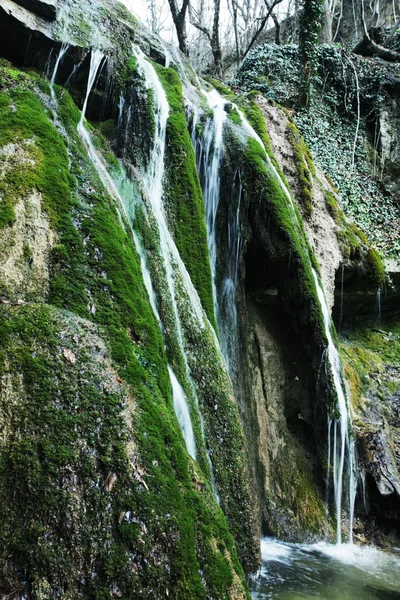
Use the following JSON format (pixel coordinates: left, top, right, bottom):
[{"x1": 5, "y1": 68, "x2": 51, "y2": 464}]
[{"x1": 13, "y1": 0, "x2": 56, "y2": 20}]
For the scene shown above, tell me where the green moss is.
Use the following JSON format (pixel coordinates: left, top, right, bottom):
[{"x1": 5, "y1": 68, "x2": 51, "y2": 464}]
[
  {"x1": 0, "y1": 65, "x2": 250, "y2": 598},
  {"x1": 0, "y1": 304, "x2": 248, "y2": 599},
  {"x1": 206, "y1": 78, "x2": 236, "y2": 101},
  {"x1": 341, "y1": 343, "x2": 383, "y2": 411},
  {"x1": 0, "y1": 73, "x2": 73, "y2": 232},
  {"x1": 240, "y1": 97, "x2": 291, "y2": 193},
  {"x1": 325, "y1": 190, "x2": 340, "y2": 222},
  {"x1": 124, "y1": 55, "x2": 138, "y2": 78},
  {"x1": 324, "y1": 189, "x2": 377, "y2": 263},
  {"x1": 242, "y1": 136, "x2": 321, "y2": 310},
  {"x1": 154, "y1": 64, "x2": 216, "y2": 329},
  {"x1": 340, "y1": 323, "x2": 400, "y2": 412},
  {"x1": 226, "y1": 105, "x2": 242, "y2": 125},
  {"x1": 366, "y1": 247, "x2": 386, "y2": 287},
  {"x1": 287, "y1": 121, "x2": 315, "y2": 217}
]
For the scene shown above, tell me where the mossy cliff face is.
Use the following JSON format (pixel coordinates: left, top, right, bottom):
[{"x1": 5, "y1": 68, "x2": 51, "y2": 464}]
[
  {"x1": 234, "y1": 44, "x2": 400, "y2": 261},
  {"x1": 220, "y1": 125, "x2": 331, "y2": 541},
  {"x1": 0, "y1": 40, "x2": 254, "y2": 599},
  {"x1": 189, "y1": 88, "x2": 334, "y2": 541},
  {"x1": 194, "y1": 81, "x2": 390, "y2": 542},
  {"x1": 340, "y1": 322, "x2": 400, "y2": 546}
]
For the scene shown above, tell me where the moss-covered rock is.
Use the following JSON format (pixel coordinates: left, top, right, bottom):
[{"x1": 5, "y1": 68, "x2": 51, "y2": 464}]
[
  {"x1": 0, "y1": 58, "x2": 253, "y2": 597},
  {"x1": 154, "y1": 64, "x2": 216, "y2": 329},
  {"x1": 340, "y1": 323, "x2": 400, "y2": 546}
]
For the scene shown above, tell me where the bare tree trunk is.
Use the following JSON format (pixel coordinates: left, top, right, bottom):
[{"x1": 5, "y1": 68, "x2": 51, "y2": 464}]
[
  {"x1": 323, "y1": 0, "x2": 333, "y2": 42},
  {"x1": 357, "y1": 0, "x2": 400, "y2": 61},
  {"x1": 229, "y1": 0, "x2": 241, "y2": 65},
  {"x1": 167, "y1": 0, "x2": 190, "y2": 55},
  {"x1": 271, "y1": 11, "x2": 281, "y2": 44},
  {"x1": 299, "y1": 0, "x2": 324, "y2": 108},
  {"x1": 241, "y1": 0, "x2": 284, "y2": 60},
  {"x1": 190, "y1": 0, "x2": 223, "y2": 75},
  {"x1": 212, "y1": 0, "x2": 223, "y2": 76}
]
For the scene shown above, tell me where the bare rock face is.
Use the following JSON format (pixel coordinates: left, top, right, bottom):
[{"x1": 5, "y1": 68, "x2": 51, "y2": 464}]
[
  {"x1": 0, "y1": 140, "x2": 57, "y2": 302},
  {"x1": 12, "y1": 0, "x2": 56, "y2": 19}
]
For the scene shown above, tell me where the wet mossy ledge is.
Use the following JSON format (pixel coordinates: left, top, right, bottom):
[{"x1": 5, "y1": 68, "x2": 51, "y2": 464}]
[
  {"x1": 154, "y1": 64, "x2": 216, "y2": 330},
  {"x1": 0, "y1": 59, "x2": 253, "y2": 597}
]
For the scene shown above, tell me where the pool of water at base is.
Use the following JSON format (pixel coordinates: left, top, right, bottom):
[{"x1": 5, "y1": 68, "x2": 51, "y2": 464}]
[{"x1": 250, "y1": 538, "x2": 400, "y2": 600}]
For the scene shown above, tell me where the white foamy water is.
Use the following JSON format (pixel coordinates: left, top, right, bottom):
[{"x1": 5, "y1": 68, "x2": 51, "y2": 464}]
[{"x1": 252, "y1": 538, "x2": 400, "y2": 599}]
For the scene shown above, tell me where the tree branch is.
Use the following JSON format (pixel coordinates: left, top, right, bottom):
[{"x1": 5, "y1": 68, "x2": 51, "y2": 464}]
[{"x1": 241, "y1": 0, "x2": 283, "y2": 61}]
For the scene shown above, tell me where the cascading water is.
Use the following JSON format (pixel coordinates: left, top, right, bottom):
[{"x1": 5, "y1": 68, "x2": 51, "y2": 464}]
[
  {"x1": 168, "y1": 367, "x2": 197, "y2": 460},
  {"x1": 73, "y1": 47, "x2": 234, "y2": 478},
  {"x1": 312, "y1": 269, "x2": 356, "y2": 544},
  {"x1": 339, "y1": 263, "x2": 345, "y2": 334},
  {"x1": 49, "y1": 42, "x2": 70, "y2": 100},
  {"x1": 76, "y1": 49, "x2": 199, "y2": 460},
  {"x1": 78, "y1": 50, "x2": 105, "y2": 127},
  {"x1": 193, "y1": 85, "x2": 357, "y2": 541},
  {"x1": 194, "y1": 89, "x2": 226, "y2": 312},
  {"x1": 218, "y1": 169, "x2": 243, "y2": 382},
  {"x1": 193, "y1": 88, "x2": 298, "y2": 384},
  {"x1": 193, "y1": 90, "x2": 248, "y2": 384}
]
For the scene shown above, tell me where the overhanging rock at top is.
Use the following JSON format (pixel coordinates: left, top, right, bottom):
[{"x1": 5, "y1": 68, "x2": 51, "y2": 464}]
[{"x1": 12, "y1": 0, "x2": 56, "y2": 19}]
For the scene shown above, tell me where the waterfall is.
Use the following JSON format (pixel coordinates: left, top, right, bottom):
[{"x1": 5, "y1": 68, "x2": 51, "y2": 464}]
[
  {"x1": 376, "y1": 287, "x2": 381, "y2": 323},
  {"x1": 193, "y1": 90, "x2": 243, "y2": 379},
  {"x1": 133, "y1": 48, "x2": 204, "y2": 325},
  {"x1": 49, "y1": 42, "x2": 70, "y2": 99},
  {"x1": 339, "y1": 263, "x2": 345, "y2": 333},
  {"x1": 231, "y1": 102, "x2": 294, "y2": 209},
  {"x1": 193, "y1": 85, "x2": 358, "y2": 540},
  {"x1": 195, "y1": 89, "x2": 226, "y2": 311},
  {"x1": 73, "y1": 46, "x2": 235, "y2": 482},
  {"x1": 118, "y1": 95, "x2": 125, "y2": 129},
  {"x1": 65, "y1": 56, "x2": 87, "y2": 88},
  {"x1": 312, "y1": 269, "x2": 356, "y2": 544},
  {"x1": 168, "y1": 367, "x2": 197, "y2": 460},
  {"x1": 193, "y1": 88, "x2": 299, "y2": 386},
  {"x1": 76, "y1": 48, "x2": 200, "y2": 460},
  {"x1": 218, "y1": 169, "x2": 243, "y2": 381},
  {"x1": 78, "y1": 50, "x2": 105, "y2": 127}
]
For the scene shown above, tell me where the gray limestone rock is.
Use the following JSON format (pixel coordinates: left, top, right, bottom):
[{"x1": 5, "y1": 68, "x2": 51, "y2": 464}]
[{"x1": 13, "y1": 0, "x2": 56, "y2": 20}]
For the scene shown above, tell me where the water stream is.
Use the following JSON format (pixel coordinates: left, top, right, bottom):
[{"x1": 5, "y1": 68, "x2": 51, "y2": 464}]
[
  {"x1": 193, "y1": 89, "x2": 227, "y2": 314},
  {"x1": 313, "y1": 269, "x2": 356, "y2": 543},
  {"x1": 76, "y1": 48, "x2": 199, "y2": 461},
  {"x1": 376, "y1": 287, "x2": 382, "y2": 323},
  {"x1": 49, "y1": 42, "x2": 69, "y2": 99}
]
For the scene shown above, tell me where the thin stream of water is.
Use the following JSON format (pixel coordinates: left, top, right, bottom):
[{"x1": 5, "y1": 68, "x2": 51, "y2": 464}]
[
  {"x1": 76, "y1": 48, "x2": 198, "y2": 461},
  {"x1": 49, "y1": 42, "x2": 70, "y2": 99},
  {"x1": 312, "y1": 269, "x2": 355, "y2": 543}
]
